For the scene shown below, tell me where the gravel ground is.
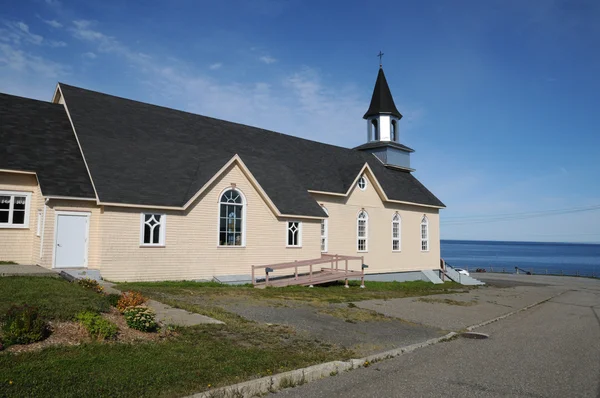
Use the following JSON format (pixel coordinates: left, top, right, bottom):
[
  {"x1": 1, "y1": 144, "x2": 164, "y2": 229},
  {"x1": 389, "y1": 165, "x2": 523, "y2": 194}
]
[
  {"x1": 272, "y1": 283, "x2": 600, "y2": 398},
  {"x1": 354, "y1": 284, "x2": 563, "y2": 330},
  {"x1": 223, "y1": 300, "x2": 445, "y2": 356}
]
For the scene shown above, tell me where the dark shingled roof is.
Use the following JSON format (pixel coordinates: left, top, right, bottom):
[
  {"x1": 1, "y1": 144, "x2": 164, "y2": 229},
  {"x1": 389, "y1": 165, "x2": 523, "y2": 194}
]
[
  {"x1": 353, "y1": 140, "x2": 415, "y2": 153},
  {"x1": 0, "y1": 93, "x2": 95, "y2": 199},
  {"x1": 58, "y1": 84, "x2": 444, "y2": 215},
  {"x1": 363, "y1": 67, "x2": 403, "y2": 120}
]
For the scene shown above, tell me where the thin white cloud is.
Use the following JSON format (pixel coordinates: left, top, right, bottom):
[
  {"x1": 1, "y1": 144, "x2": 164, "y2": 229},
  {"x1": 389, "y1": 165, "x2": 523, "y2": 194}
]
[
  {"x1": 5, "y1": 21, "x2": 44, "y2": 45},
  {"x1": 44, "y1": 0, "x2": 62, "y2": 7},
  {"x1": 209, "y1": 62, "x2": 222, "y2": 70},
  {"x1": 44, "y1": 19, "x2": 63, "y2": 28},
  {"x1": 82, "y1": 51, "x2": 97, "y2": 59},
  {"x1": 259, "y1": 55, "x2": 277, "y2": 64},
  {"x1": 2, "y1": 20, "x2": 67, "y2": 48},
  {"x1": 0, "y1": 42, "x2": 68, "y2": 78},
  {"x1": 49, "y1": 40, "x2": 67, "y2": 48},
  {"x1": 71, "y1": 20, "x2": 149, "y2": 64}
]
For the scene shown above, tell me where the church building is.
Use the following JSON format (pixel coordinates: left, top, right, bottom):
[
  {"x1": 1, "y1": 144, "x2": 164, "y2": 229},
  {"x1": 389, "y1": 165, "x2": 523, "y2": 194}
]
[{"x1": 0, "y1": 67, "x2": 445, "y2": 283}]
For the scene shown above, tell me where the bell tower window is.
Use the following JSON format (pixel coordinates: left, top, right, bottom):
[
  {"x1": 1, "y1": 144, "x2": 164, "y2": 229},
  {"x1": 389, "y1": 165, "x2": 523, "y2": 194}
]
[
  {"x1": 391, "y1": 120, "x2": 397, "y2": 142},
  {"x1": 371, "y1": 119, "x2": 379, "y2": 141}
]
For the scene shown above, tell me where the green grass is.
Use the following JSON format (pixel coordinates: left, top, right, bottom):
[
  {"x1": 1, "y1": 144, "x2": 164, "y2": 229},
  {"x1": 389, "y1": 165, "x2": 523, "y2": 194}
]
[
  {"x1": 0, "y1": 261, "x2": 18, "y2": 265},
  {"x1": 0, "y1": 276, "x2": 351, "y2": 397},
  {"x1": 0, "y1": 277, "x2": 470, "y2": 397},
  {"x1": 118, "y1": 280, "x2": 467, "y2": 304},
  {"x1": 0, "y1": 323, "x2": 349, "y2": 397},
  {"x1": 0, "y1": 276, "x2": 110, "y2": 321}
]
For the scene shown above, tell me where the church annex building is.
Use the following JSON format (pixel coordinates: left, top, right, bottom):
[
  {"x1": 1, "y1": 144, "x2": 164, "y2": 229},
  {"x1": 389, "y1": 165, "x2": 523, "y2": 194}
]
[{"x1": 0, "y1": 67, "x2": 446, "y2": 283}]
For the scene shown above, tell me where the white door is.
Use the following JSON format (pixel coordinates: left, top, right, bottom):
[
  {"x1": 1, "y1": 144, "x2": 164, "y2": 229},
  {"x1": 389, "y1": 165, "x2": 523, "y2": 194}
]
[{"x1": 54, "y1": 213, "x2": 89, "y2": 268}]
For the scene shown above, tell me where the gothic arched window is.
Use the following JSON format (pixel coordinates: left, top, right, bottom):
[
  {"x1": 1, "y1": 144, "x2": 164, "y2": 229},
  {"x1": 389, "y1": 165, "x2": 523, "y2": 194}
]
[{"x1": 219, "y1": 188, "x2": 246, "y2": 246}]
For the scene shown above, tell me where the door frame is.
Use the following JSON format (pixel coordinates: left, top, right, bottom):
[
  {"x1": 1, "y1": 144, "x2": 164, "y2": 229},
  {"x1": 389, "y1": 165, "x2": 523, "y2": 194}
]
[{"x1": 52, "y1": 210, "x2": 91, "y2": 269}]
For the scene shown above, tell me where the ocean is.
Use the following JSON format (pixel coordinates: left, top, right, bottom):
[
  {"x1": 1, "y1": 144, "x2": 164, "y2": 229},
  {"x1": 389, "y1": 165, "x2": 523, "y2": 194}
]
[{"x1": 441, "y1": 240, "x2": 600, "y2": 277}]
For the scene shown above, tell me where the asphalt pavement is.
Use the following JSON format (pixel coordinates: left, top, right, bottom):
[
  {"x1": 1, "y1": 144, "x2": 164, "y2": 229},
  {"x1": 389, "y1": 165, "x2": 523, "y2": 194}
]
[{"x1": 272, "y1": 275, "x2": 600, "y2": 398}]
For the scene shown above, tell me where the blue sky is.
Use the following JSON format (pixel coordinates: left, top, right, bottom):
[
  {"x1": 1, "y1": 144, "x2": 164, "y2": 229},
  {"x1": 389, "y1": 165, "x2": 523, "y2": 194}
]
[{"x1": 1, "y1": 0, "x2": 599, "y2": 243}]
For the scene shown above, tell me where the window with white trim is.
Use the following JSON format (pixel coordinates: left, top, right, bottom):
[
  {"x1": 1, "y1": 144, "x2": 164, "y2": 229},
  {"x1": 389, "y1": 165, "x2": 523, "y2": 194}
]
[
  {"x1": 420, "y1": 215, "x2": 429, "y2": 252},
  {"x1": 320, "y1": 206, "x2": 328, "y2": 252},
  {"x1": 140, "y1": 213, "x2": 166, "y2": 246},
  {"x1": 357, "y1": 210, "x2": 368, "y2": 252},
  {"x1": 357, "y1": 176, "x2": 367, "y2": 191},
  {"x1": 391, "y1": 120, "x2": 397, "y2": 142},
  {"x1": 219, "y1": 189, "x2": 245, "y2": 246},
  {"x1": 287, "y1": 221, "x2": 302, "y2": 247},
  {"x1": 392, "y1": 213, "x2": 401, "y2": 251},
  {"x1": 0, "y1": 191, "x2": 31, "y2": 228}
]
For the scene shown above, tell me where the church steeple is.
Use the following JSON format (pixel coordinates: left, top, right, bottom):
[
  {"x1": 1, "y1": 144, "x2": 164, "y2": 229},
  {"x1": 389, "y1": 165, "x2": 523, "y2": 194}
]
[
  {"x1": 363, "y1": 67, "x2": 402, "y2": 120},
  {"x1": 363, "y1": 67, "x2": 403, "y2": 144},
  {"x1": 355, "y1": 65, "x2": 414, "y2": 171}
]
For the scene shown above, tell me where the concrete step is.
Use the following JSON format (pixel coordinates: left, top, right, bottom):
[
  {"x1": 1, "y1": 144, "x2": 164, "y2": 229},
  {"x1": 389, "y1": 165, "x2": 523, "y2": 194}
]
[
  {"x1": 57, "y1": 268, "x2": 103, "y2": 282},
  {"x1": 444, "y1": 267, "x2": 485, "y2": 286},
  {"x1": 421, "y1": 269, "x2": 444, "y2": 284}
]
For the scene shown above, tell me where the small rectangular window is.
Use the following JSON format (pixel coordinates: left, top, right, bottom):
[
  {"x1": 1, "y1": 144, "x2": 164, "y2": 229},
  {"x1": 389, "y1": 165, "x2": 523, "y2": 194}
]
[
  {"x1": 287, "y1": 221, "x2": 302, "y2": 247},
  {"x1": 392, "y1": 214, "x2": 401, "y2": 252},
  {"x1": 140, "y1": 213, "x2": 166, "y2": 246},
  {"x1": 0, "y1": 191, "x2": 31, "y2": 228},
  {"x1": 421, "y1": 217, "x2": 429, "y2": 252}
]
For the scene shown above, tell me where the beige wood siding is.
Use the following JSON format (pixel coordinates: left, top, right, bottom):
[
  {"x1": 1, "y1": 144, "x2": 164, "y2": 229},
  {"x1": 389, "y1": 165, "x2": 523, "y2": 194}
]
[
  {"x1": 313, "y1": 171, "x2": 441, "y2": 274},
  {"x1": 0, "y1": 172, "x2": 42, "y2": 264},
  {"x1": 98, "y1": 163, "x2": 321, "y2": 281}
]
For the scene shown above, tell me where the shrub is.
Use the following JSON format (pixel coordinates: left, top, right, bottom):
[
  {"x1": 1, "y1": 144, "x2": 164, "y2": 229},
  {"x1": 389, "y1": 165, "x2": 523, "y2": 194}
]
[
  {"x1": 77, "y1": 278, "x2": 104, "y2": 294},
  {"x1": 1, "y1": 305, "x2": 50, "y2": 346},
  {"x1": 117, "y1": 291, "x2": 147, "y2": 313},
  {"x1": 106, "y1": 293, "x2": 121, "y2": 308},
  {"x1": 123, "y1": 306, "x2": 158, "y2": 332},
  {"x1": 75, "y1": 311, "x2": 118, "y2": 340}
]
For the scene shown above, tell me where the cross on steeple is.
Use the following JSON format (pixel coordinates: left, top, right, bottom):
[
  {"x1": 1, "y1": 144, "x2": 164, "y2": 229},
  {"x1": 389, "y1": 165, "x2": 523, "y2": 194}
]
[{"x1": 377, "y1": 51, "x2": 384, "y2": 67}]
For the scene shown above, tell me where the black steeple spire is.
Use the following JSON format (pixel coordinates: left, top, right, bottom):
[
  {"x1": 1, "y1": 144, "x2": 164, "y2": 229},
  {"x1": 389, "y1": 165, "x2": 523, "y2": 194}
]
[{"x1": 363, "y1": 67, "x2": 402, "y2": 120}]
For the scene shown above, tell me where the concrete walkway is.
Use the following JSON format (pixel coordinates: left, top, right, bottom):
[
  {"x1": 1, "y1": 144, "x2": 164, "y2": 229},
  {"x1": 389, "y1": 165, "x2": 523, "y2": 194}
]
[
  {"x1": 99, "y1": 281, "x2": 224, "y2": 326},
  {"x1": 0, "y1": 263, "x2": 58, "y2": 277},
  {"x1": 355, "y1": 283, "x2": 563, "y2": 330}
]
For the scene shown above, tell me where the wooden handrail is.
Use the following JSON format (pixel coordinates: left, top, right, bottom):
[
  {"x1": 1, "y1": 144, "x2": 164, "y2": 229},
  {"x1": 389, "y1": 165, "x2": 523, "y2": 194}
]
[
  {"x1": 252, "y1": 254, "x2": 365, "y2": 288},
  {"x1": 253, "y1": 254, "x2": 362, "y2": 271},
  {"x1": 321, "y1": 254, "x2": 363, "y2": 260}
]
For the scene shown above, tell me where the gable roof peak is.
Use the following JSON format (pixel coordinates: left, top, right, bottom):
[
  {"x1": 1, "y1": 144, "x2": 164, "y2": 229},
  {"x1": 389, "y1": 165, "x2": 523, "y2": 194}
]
[{"x1": 363, "y1": 67, "x2": 402, "y2": 120}]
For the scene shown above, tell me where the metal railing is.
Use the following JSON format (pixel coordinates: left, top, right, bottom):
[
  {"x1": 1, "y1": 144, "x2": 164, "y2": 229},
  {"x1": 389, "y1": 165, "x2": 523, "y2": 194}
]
[{"x1": 466, "y1": 265, "x2": 599, "y2": 279}]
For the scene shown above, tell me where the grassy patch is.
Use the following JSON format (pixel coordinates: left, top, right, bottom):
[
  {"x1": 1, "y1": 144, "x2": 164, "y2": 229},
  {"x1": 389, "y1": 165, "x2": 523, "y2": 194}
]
[
  {"x1": 118, "y1": 280, "x2": 468, "y2": 305},
  {"x1": 0, "y1": 276, "x2": 110, "y2": 321},
  {"x1": 0, "y1": 315, "x2": 350, "y2": 397},
  {"x1": 417, "y1": 297, "x2": 477, "y2": 306},
  {"x1": 0, "y1": 261, "x2": 17, "y2": 265},
  {"x1": 0, "y1": 277, "x2": 352, "y2": 397}
]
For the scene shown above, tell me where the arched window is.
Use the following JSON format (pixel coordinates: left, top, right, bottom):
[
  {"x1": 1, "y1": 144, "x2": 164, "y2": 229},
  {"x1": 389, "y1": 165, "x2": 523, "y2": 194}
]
[
  {"x1": 371, "y1": 119, "x2": 379, "y2": 141},
  {"x1": 392, "y1": 213, "x2": 401, "y2": 251},
  {"x1": 320, "y1": 206, "x2": 328, "y2": 252},
  {"x1": 357, "y1": 210, "x2": 368, "y2": 252},
  {"x1": 420, "y1": 215, "x2": 429, "y2": 252},
  {"x1": 219, "y1": 188, "x2": 245, "y2": 246},
  {"x1": 391, "y1": 120, "x2": 397, "y2": 142}
]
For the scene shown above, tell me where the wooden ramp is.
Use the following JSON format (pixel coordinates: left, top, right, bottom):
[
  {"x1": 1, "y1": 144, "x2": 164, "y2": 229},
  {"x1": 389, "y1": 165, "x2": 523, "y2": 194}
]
[{"x1": 252, "y1": 254, "x2": 365, "y2": 288}]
